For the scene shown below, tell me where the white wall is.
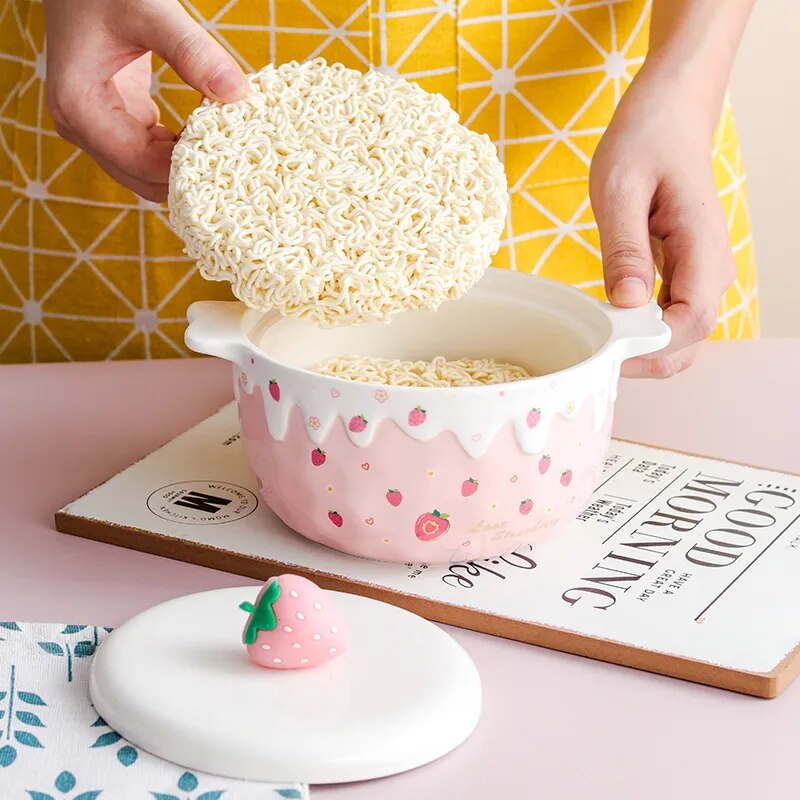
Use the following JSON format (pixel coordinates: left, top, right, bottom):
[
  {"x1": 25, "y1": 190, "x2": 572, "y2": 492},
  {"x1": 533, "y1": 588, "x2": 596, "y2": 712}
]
[{"x1": 731, "y1": 0, "x2": 800, "y2": 337}]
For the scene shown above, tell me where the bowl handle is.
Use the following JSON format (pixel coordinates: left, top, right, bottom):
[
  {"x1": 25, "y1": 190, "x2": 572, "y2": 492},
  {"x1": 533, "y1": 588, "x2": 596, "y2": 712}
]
[
  {"x1": 185, "y1": 301, "x2": 252, "y2": 363},
  {"x1": 605, "y1": 302, "x2": 672, "y2": 361}
]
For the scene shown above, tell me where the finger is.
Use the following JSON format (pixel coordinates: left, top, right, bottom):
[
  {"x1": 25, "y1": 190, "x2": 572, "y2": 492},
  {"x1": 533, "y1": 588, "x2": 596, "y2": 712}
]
[
  {"x1": 621, "y1": 343, "x2": 699, "y2": 380},
  {"x1": 113, "y1": 54, "x2": 160, "y2": 128},
  {"x1": 150, "y1": 124, "x2": 179, "y2": 142},
  {"x1": 660, "y1": 300, "x2": 721, "y2": 354},
  {"x1": 591, "y1": 178, "x2": 656, "y2": 308},
  {"x1": 650, "y1": 211, "x2": 735, "y2": 355},
  {"x1": 119, "y1": 91, "x2": 161, "y2": 129},
  {"x1": 130, "y1": 4, "x2": 248, "y2": 103},
  {"x1": 59, "y1": 77, "x2": 175, "y2": 185}
]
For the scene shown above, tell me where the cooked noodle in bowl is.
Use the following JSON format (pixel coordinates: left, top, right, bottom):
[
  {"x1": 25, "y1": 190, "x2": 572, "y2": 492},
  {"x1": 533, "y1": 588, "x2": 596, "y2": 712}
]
[
  {"x1": 169, "y1": 59, "x2": 508, "y2": 327},
  {"x1": 312, "y1": 355, "x2": 531, "y2": 387}
]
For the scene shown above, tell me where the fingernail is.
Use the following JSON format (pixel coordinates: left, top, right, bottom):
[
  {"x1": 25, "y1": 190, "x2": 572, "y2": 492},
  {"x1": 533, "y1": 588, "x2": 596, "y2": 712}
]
[
  {"x1": 611, "y1": 277, "x2": 648, "y2": 306},
  {"x1": 207, "y1": 65, "x2": 246, "y2": 102}
]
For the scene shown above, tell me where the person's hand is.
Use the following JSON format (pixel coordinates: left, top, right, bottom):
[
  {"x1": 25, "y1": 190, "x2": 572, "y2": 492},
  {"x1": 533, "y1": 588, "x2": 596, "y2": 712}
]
[
  {"x1": 589, "y1": 64, "x2": 736, "y2": 379},
  {"x1": 43, "y1": 0, "x2": 248, "y2": 202}
]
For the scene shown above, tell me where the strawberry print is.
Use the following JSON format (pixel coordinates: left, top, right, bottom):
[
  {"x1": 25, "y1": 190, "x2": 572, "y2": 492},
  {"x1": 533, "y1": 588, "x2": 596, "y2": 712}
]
[
  {"x1": 561, "y1": 469, "x2": 573, "y2": 487},
  {"x1": 268, "y1": 380, "x2": 280, "y2": 402},
  {"x1": 349, "y1": 415, "x2": 368, "y2": 433},
  {"x1": 461, "y1": 478, "x2": 479, "y2": 497},
  {"x1": 519, "y1": 498, "x2": 533, "y2": 515},
  {"x1": 415, "y1": 510, "x2": 450, "y2": 542},
  {"x1": 311, "y1": 448, "x2": 326, "y2": 466},
  {"x1": 408, "y1": 406, "x2": 427, "y2": 427},
  {"x1": 386, "y1": 489, "x2": 403, "y2": 507},
  {"x1": 539, "y1": 455, "x2": 551, "y2": 474},
  {"x1": 526, "y1": 408, "x2": 541, "y2": 429},
  {"x1": 328, "y1": 511, "x2": 343, "y2": 528},
  {"x1": 240, "y1": 574, "x2": 349, "y2": 670}
]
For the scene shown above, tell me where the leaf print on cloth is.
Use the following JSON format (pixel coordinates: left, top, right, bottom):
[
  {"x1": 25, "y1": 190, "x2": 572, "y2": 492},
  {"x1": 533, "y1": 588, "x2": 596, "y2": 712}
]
[
  {"x1": 16, "y1": 711, "x2": 44, "y2": 727},
  {"x1": 18, "y1": 692, "x2": 46, "y2": 706},
  {"x1": 88, "y1": 716, "x2": 138, "y2": 767},
  {"x1": 36, "y1": 640, "x2": 75, "y2": 681},
  {"x1": 151, "y1": 771, "x2": 225, "y2": 800},
  {"x1": 36, "y1": 626, "x2": 99, "y2": 681},
  {"x1": 116, "y1": 746, "x2": 138, "y2": 767},
  {"x1": 73, "y1": 642, "x2": 95, "y2": 658},
  {"x1": 15, "y1": 730, "x2": 44, "y2": 748},
  {"x1": 55, "y1": 770, "x2": 77, "y2": 792},
  {"x1": 0, "y1": 622, "x2": 22, "y2": 632},
  {"x1": 38, "y1": 643, "x2": 65, "y2": 656},
  {"x1": 178, "y1": 772, "x2": 198, "y2": 791},
  {"x1": 1, "y1": 622, "x2": 305, "y2": 796},
  {"x1": 27, "y1": 770, "x2": 101, "y2": 800},
  {"x1": 0, "y1": 745, "x2": 16, "y2": 767},
  {"x1": 2, "y1": 666, "x2": 47, "y2": 764},
  {"x1": 90, "y1": 732, "x2": 121, "y2": 748}
]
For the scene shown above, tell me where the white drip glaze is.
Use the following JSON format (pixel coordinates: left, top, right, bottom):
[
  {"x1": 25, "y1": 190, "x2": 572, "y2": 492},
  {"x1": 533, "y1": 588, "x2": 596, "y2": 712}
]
[
  {"x1": 189, "y1": 275, "x2": 671, "y2": 457},
  {"x1": 233, "y1": 349, "x2": 623, "y2": 458}
]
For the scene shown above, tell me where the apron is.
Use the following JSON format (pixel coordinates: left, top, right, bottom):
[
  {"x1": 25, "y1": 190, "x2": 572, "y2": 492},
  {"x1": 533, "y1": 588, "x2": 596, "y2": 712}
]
[{"x1": 0, "y1": 0, "x2": 758, "y2": 362}]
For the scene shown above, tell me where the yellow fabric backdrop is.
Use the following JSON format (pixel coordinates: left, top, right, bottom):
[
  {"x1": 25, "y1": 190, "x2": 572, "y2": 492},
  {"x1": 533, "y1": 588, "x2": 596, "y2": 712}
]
[{"x1": 0, "y1": 0, "x2": 758, "y2": 363}]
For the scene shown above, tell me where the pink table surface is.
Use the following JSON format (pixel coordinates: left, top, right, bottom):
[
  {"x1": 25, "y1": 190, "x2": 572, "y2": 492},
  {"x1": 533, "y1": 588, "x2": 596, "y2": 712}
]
[{"x1": 1, "y1": 340, "x2": 799, "y2": 798}]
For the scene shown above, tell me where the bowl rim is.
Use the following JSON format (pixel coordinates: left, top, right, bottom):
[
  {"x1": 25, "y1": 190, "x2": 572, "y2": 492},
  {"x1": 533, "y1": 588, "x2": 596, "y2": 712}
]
[{"x1": 187, "y1": 272, "x2": 669, "y2": 395}]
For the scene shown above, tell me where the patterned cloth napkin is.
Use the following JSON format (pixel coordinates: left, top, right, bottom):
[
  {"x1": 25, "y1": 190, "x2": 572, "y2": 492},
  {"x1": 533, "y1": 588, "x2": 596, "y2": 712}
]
[{"x1": 0, "y1": 623, "x2": 308, "y2": 799}]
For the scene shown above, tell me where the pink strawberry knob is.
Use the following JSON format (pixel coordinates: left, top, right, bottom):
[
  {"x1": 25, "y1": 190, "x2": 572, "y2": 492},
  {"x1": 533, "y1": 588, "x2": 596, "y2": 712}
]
[{"x1": 239, "y1": 575, "x2": 350, "y2": 670}]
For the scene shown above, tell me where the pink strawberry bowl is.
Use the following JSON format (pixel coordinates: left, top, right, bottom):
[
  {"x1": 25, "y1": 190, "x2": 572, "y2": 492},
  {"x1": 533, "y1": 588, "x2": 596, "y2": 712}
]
[{"x1": 185, "y1": 270, "x2": 670, "y2": 564}]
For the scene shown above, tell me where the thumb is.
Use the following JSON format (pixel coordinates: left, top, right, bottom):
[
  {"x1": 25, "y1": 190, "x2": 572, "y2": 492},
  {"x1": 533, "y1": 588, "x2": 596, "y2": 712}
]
[
  {"x1": 137, "y1": 3, "x2": 248, "y2": 103},
  {"x1": 591, "y1": 186, "x2": 655, "y2": 308}
]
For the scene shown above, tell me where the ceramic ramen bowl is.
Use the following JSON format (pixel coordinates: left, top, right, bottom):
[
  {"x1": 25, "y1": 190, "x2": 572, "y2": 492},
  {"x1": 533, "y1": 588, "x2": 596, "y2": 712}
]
[{"x1": 186, "y1": 271, "x2": 670, "y2": 564}]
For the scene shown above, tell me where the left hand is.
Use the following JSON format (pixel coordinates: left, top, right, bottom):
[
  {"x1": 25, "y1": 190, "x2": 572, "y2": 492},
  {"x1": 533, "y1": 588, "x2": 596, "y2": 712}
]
[{"x1": 589, "y1": 63, "x2": 736, "y2": 378}]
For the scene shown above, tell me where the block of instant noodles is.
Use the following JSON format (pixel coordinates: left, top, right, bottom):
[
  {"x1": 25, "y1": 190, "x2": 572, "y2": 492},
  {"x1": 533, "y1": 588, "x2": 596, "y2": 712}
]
[{"x1": 169, "y1": 59, "x2": 508, "y2": 328}]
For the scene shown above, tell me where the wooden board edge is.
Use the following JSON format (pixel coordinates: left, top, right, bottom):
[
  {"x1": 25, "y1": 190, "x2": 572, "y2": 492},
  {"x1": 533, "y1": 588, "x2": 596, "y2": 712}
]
[{"x1": 54, "y1": 511, "x2": 797, "y2": 700}]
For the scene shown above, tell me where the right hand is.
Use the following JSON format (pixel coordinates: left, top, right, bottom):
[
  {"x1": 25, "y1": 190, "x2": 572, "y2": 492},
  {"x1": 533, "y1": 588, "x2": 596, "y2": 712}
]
[{"x1": 43, "y1": 0, "x2": 249, "y2": 201}]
